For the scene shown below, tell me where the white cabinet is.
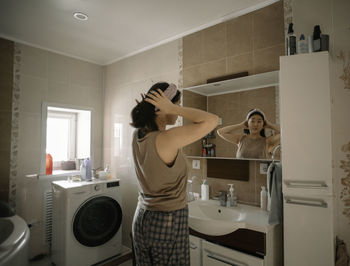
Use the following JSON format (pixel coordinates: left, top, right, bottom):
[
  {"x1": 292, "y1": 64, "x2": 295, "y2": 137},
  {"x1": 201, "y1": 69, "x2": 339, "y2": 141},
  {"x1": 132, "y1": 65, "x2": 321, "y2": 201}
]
[
  {"x1": 280, "y1": 51, "x2": 333, "y2": 195},
  {"x1": 284, "y1": 195, "x2": 334, "y2": 266},
  {"x1": 190, "y1": 235, "x2": 201, "y2": 266},
  {"x1": 280, "y1": 52, "x2": 336, "y2": 266},
  {"x1": 202, "y1": 240, "x2": 264, "y2": 266}
]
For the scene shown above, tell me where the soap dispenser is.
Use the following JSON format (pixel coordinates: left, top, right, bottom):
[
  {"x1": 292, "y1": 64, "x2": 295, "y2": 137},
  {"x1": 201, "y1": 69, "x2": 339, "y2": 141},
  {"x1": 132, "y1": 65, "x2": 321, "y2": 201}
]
[
  {"x1": 227, "y1": 184, "x2": 237, "y2": 207},
  {"x1": 201, "y1": 179, "x2": 209, "y2": 200}
]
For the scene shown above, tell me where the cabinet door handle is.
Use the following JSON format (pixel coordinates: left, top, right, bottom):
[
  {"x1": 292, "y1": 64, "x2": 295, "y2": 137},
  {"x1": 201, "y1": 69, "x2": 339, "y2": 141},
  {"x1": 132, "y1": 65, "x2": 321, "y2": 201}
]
[
  {"x1": 284, "y1": 180, "x2": 327, "y2": 189},
  {"x1": 285, "y1": 196, "x2": 328, "y2": 208},
  {"x1": 204, "y1": 249, "x2": 248, "y2": 266},
  {"x1": 190, "y1": 243, "x2": 197, "y2": 249}
]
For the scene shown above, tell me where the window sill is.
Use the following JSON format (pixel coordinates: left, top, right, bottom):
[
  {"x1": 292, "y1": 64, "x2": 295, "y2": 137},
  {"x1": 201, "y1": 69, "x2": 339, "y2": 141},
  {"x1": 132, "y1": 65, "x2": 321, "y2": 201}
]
[{"x1": 38, "y1": 170, "x2": 80, "y2": 179}]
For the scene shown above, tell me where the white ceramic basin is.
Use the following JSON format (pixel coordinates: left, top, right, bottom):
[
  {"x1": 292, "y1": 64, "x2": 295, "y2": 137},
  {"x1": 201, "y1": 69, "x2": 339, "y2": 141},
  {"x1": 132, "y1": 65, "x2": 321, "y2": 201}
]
[{"x1": 188, "y1": 199, "x2": 270, "y2": 236}]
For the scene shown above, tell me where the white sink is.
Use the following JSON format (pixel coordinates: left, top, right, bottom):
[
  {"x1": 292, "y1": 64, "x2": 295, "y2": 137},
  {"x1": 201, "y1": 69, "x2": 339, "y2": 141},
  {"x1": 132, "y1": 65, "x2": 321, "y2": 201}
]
[{"x1": 188, "y1": 199, "x2": 270, "y2": 236}]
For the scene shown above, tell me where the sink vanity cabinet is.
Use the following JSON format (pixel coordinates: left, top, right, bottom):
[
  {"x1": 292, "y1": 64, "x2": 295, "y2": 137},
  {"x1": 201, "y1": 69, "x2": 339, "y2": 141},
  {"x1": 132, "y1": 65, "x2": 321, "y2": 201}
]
[
  {"x1": 202, "y1": 240, "x2": 263, "y2": 266},
  {"x1": 188, "y1": 200, "x2": 283, "y2": 266}
]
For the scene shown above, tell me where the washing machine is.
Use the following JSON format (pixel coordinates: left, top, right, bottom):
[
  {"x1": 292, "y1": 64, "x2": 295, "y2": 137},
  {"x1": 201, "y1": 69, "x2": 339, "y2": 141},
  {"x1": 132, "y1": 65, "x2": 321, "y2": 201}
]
[{"x1": 51, "y1": 179, "x2": 123, "y2": 266}]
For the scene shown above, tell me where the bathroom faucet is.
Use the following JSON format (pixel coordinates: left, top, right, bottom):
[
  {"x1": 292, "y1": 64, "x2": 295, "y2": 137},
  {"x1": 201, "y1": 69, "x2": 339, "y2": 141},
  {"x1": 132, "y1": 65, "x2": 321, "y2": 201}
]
[{"x1": 218, "y1": 191, "x2": 227, "y2": 207}]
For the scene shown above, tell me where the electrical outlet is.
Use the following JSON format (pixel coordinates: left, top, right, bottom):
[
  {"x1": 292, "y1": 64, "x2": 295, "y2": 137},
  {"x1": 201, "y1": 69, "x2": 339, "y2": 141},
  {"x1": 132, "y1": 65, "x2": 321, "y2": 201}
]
[
  {"x1": 260, "y1": 163, "x2": 268, "y2": 174},
  {"x1": 192, "y1": 160, "x2": 200, "y2": 169},
  {"x1": 218, "y1": 117, "x2": 222, "y2": 125}
]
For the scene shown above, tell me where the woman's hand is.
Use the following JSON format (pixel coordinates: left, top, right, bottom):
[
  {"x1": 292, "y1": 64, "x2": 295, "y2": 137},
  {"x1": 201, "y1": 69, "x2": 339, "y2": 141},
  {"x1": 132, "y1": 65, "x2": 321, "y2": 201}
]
[
  {"x1": 264, "y1": 119, "x2": 280, "y2": 133},
  {"x1": 145, "y1": 89, "x2": 177, "y2": 115}
]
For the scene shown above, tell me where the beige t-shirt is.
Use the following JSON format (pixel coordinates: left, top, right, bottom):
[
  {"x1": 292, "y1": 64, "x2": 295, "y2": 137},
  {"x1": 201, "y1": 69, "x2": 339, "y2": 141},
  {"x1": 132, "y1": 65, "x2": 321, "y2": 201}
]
[
  {"x1": 236, "y1": 135, "x2": 267, "y2": 159},
  {"x1": 132, "y1": 130, "x2": 188, "y2": 211}
]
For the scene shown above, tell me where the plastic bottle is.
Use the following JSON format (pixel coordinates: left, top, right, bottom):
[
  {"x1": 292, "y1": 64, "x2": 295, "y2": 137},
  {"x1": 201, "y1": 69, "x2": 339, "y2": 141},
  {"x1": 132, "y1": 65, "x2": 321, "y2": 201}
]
[
  {"x1": 260, "y1": 186, "x2": 267, "y2": 211},
  {"x1": 313, "y1": 25, "x2": 321, "y2": 52},
  {"x1": 201, "y1": 179, "x2": 209, "y2": 200},
  {"x1": 45, "y1": 153, "x2": 53, "y2": 175},
  {"x1": 84, "y1": 158, "x2": 92, "y2": 181},
  {"x1": 287, "y1": 23, "x2": 296, "y2": 55},
  {"x1": 227, "y1": 184, "x2": 237, "y2": 207},
  {"x1": 80, "y1": 161, "x2": 86, "y2": 180},
  {"x1": 105, "y1": 164, "x2": 112, "y2": 180},
  {"x1": 297, "y1": 34, "x2": 308, "y2": 54}
]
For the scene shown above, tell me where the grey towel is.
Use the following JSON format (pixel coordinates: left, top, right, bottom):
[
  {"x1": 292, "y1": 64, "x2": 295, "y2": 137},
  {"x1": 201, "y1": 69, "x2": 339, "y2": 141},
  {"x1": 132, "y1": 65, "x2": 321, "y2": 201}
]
[{"x1": 267, "y1": 162, "x2": 283, "y2": 224}]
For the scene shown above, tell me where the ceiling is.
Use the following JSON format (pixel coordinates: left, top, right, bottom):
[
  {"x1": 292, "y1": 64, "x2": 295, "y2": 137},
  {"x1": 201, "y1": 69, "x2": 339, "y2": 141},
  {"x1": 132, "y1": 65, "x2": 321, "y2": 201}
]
[{"x1": 0, "y1": 0, "x2": 278, "y2": 65}]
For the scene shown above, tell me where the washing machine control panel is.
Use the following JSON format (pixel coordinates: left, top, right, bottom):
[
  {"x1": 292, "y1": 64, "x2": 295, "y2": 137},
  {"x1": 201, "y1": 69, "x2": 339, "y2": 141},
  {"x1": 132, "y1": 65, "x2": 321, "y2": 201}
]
[
  {"x1": 107, "y1": 181, "x2": 120, "y2": 188},
  {"x1": 94, "y1": 185, "x2": 101, "y2": 191}
]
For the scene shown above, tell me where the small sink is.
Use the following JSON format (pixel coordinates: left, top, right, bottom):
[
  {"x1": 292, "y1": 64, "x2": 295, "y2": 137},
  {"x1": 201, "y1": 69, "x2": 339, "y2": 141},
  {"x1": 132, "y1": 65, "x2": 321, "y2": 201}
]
[{"x1": 188, "y1": 199, "x2": 269, "y2": 236}]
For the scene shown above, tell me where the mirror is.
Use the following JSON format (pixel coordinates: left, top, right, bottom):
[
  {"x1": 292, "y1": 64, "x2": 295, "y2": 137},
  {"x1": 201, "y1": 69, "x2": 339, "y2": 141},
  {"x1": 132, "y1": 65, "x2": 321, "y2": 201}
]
[{"x1": 182, "y1": 85, "x2": 280, "y2": 160}]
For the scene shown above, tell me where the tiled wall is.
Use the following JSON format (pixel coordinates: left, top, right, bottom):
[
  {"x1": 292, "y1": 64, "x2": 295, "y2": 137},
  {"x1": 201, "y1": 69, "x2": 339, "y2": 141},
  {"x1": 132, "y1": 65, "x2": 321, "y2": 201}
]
[
  {"x1": 104, "y1": 40, "x2": 182, "y2": 248},
  {"x1": 15, "y1": 43, "x2": 104, "y2": 257},
  {"x1": 183, "y1": 1, "x2": 284, "y2": 87},
  {"x1": 182, "y1": 1, "x2": 284, "y2": 206},
  {"x1": 0, "y1": 38, "x2": 14, "y2": 202}
]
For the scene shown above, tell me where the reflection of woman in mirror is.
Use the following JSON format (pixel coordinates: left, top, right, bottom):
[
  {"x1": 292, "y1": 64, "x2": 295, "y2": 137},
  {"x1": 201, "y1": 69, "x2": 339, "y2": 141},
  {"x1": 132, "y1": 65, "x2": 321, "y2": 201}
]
[{"x1": 217, "y1": 108, "x2": 280, "y2": 159}]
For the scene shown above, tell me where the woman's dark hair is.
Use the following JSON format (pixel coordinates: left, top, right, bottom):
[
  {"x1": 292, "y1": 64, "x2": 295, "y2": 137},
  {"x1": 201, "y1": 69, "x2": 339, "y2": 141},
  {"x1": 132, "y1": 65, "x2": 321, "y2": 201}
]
[
  {"x1": 243, "y1": 109, "x2": 266, "y2": 137},
  {"x1": 130, "y1": 82, "x2": 181, "y2": 138}
]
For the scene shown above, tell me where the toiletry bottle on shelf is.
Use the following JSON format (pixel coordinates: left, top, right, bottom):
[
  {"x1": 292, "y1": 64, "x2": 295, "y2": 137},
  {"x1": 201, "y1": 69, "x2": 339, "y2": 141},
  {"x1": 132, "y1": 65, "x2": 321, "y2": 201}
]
[
  {"x1": 84, "y1": 158, "x2": 92, "y2": 181},
  {"x1": 287, "y1": 23, "x2": 296, "y2": 55},
  {"x1": 202, "y1": 147, "x2": 207, "y2": 157},
  {"x1": 105, "y1": 164, "x2": 112, "y2": 179},
  {"x1": 227, "y1": 184, "x2": 237, "y2": 207},
  {"x1": 201, "y1": 179, "x2": 209, "y2": 200},
  {"x1": 260, "y1": 186, "x2": 267, "y2": 211},
  {"x1": 313, "y1": 25, "x2": 321, "y2": 52},
  {"x1": 80, "y1": 161, "x2": 86, "y2": 180},
  {"x1": 297, "y1": 34, "x2": 308, "y2": 54}
]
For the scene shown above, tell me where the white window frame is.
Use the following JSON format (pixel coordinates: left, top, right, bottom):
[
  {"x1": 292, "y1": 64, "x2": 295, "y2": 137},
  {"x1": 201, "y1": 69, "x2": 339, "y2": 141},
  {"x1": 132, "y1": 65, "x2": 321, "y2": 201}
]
[{"x1": 40, "y1": 102, "x2": 94, "y2": 176}]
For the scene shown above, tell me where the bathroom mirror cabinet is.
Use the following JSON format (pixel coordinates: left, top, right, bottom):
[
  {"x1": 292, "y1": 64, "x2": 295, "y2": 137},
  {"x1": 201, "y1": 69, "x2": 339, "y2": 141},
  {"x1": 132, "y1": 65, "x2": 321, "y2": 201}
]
[{"x1": 182, "y1": 71, "x2": 280, "y2": 161}]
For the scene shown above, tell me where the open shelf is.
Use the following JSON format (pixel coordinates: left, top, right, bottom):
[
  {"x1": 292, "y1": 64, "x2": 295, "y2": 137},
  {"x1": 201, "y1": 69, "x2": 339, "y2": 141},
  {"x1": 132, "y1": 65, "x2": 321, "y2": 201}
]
[{"x1": 183, "y1": 70, "x2": 279, "y2": 96}]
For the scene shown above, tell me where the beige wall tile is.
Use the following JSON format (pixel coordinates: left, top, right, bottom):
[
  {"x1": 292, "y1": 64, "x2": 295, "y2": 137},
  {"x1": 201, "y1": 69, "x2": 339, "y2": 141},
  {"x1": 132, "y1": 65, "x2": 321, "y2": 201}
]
[
  {"x1": 227, "y1": 13, "x2": 253, "y2": 57},
  {"x1": 0, "y1": 150, "x2": 10, "y2": 181},
  {"x1": 0, "y1": 38, "x2": 14, "y2": 74},
  {"x1": 20, "y1": 75, "x2": 47, "y2": 114},
  {"x1": 0, "y1": 72, "x2": 13, "y2": 111},
  {"x1": 200, "y1": 58, "x2": 227, "y2": 84},
  {"x1": 0, "y1": 111, "x2": 12, "y2": 152},
  {"x1": 0, "y1": 189, "x2": 9, "y2": 202},
  {"x1": 183, "y1": 65, "x2": 203, "y2": 87},
  {"x1": 183, "y1": 32, "x2": 203, "y2": 68},
  {"x1": 253, "y1": 1, "x2": 285, "y2": 50},
  {"x1": 253, "y1": 43, "x2": 284, "y2": 74},
  {"x1": 20, "y1": 44, "x2": 48, "y2": 79},
  {"x1": 202, "y1": 23, "x2": 227, "y2": 63},
  {"x1": 227, "y1": 53, "x2": 254, "y2": 76}
]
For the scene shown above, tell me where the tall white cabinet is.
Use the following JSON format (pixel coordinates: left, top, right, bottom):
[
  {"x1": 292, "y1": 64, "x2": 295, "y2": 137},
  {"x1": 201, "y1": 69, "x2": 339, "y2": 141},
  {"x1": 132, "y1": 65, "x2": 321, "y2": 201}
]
[{"x1": 280, "y1": 52, "x2": 336, "y2": 266}]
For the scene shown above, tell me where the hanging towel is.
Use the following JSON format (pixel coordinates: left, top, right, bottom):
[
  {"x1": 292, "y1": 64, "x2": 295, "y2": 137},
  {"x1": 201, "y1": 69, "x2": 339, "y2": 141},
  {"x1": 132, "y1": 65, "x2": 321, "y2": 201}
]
[{"x1": 267, "y1": 162, "x2": 283, "y2": 224}]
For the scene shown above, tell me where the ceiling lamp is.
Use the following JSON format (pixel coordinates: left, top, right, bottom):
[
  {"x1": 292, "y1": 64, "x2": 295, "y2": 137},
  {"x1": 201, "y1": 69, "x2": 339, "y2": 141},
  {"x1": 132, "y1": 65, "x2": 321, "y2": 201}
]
[{"x1": 73, "y1": 12, "x2": 88, "y2": 21}]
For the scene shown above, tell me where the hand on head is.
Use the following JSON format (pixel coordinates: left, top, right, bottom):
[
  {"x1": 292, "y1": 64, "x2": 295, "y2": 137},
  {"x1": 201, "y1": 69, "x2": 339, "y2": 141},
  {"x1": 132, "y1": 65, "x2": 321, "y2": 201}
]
[{"x1": 145, "y1": 89, "x2": 175, "y2": 115}]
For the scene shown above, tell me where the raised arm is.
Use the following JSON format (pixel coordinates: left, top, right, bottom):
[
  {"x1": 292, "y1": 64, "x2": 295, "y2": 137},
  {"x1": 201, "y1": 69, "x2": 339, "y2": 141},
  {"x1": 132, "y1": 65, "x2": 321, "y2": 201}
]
[
  {"x1": 216, "y1": 121, "x2": 246, "y2": 145},
  {"x1": 145, "y1": 89, "x2": 218, "y2": 164},
  {"x1": 265, "y1": 120, "x2": 280, "y2": 149}
]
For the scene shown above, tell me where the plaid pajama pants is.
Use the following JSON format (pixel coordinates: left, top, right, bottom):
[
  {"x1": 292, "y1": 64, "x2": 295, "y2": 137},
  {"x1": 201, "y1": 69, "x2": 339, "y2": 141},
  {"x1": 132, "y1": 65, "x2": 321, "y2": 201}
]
[{"x1": 132, "y1": 205, "x2": 190, "y2": 266}]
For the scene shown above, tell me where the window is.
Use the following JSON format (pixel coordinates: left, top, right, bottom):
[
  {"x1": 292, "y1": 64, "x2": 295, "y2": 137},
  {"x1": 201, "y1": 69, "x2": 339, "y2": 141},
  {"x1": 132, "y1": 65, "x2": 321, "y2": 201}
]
[{"x1": 41, "y1": 104, "x2": 92, "y2": 175}]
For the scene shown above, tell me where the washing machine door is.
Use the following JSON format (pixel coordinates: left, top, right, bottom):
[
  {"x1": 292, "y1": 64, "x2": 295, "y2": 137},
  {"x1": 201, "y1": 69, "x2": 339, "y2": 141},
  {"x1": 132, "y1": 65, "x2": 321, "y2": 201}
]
[{"x1": 73, "y1": 196, "x2": 122, "y2": 247}]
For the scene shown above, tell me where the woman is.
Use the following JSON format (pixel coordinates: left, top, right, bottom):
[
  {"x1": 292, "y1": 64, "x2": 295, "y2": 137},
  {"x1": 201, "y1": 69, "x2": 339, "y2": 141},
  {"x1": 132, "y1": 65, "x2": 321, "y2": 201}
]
[
  {"x1": 217, "y1": 108, "x2": 280, "y2": 159},
  {"x1": 130, "y1": 82, "x2": 218, "y2": 265}
]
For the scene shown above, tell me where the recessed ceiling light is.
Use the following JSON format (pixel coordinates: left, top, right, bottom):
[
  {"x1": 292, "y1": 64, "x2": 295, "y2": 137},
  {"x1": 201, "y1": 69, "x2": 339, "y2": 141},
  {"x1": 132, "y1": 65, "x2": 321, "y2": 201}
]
[{"x1": 73, "y1": 12, "x2": 88, "y2": 21}]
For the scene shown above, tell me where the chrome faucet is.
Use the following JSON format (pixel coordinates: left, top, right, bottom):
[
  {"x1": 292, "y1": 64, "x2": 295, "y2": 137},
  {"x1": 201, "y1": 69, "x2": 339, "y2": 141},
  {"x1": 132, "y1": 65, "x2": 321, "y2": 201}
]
[{"x1": 218, "y1": 191, "x2": 227, "y2": 207}]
